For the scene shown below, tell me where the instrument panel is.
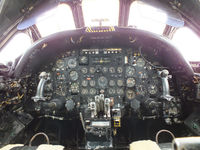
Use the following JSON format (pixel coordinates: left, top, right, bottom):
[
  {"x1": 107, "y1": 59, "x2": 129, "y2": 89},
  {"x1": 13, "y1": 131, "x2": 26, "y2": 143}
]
[{"x1": 47, "y1": 48, "x2": 162, "y2": 107}]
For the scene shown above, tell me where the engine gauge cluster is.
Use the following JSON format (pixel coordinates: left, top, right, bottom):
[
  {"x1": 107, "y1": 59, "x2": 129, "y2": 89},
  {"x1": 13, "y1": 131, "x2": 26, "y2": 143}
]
[{"x1": 49, "y1": 48, "x2": 162, "y2": 106}]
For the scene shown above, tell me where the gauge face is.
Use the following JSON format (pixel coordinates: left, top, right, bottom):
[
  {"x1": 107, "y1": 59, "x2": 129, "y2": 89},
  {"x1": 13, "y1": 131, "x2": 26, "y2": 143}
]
[
  {"x1": 81, "y1": 80, "x2": 88, "y2": 87},
  {"x1": 138, "y1": 71, "x2": 148, "y2": 79},
  {"x1": 117, "y1": 67, "x2": 123, "y2": 73},
  {"x1": 126, "y1": 78, "x2": 136, "y2": 88},
  {"x1": 109, "y1": 80, "x2": 115, "y2": 87},
  {"x1": 89, "y1": 88, "x2": 96, "y2": 95},
  {"x1": 81, "y1": 89, "x2": 88, "y2": 95},
  {"x1": 81, "y1": 67, "x2": 88, "y2": 74},
  {"x1": 98, "y1": 76, "x2": 108, "y2": 88},
  {"x1": 126, "y1": 90, "x2": 135, "y2": 100},
  {"x1": 55, "y1": 84, "x2": 66, "y2": 96},
  {"x1": 89, "y1": 80, "x2": 96, "y2": 87},
  {"x1": 90, "y1": 67, "x2": 96, "y2": 74},
  {"x1": 69, "y1": 71, "x2": 78, "y2": 81},
  {"x1": 79, "y1": 56, "x2": 88, "y2": 65},
  {"x1": 136, "y1": 58, "x2": 145, "y2": 67},
  {"x1": 148, "y1": 84, "x2": 158, "y2": 95},
  {"x1": 117, "y1": 88, "x2": 124, "y2": 95},
  {"x1": 109, "y1": 67, "x2": 115, "y2": 73},
  {"x1": 109, "y1": 88, "x2": 116, "y2": 95},
  {"x1": 117, "y1": 79, "x2": 124, "y2": 87},
  {"x1": 136, "y1": 85, "x2": 146, "y2": 96},
  {"x1": 126, "y1": 66, "x2": 135, "y2": 77},
  {"x1": 70, "y1": 82, "x2": 79, "y2": 94},
  {"x1": 68, "y1": 58, "x2": 77, "y2": 68},
  {"x1": 102, "y1": 67, "x2": 108, "y2": 73},
  {"x1": 56, "y1": 59, "x2": 65, "y2": 69}
]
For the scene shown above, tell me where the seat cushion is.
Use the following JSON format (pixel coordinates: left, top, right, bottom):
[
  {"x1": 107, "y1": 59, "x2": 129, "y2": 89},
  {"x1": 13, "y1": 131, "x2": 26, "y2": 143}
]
[{"x1": 130, "y1": 140, "x2": 161, "y2": 150}]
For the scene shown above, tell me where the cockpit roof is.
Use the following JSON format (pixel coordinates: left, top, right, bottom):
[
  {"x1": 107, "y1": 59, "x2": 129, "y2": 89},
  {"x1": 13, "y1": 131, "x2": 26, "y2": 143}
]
[{"x1": 0, "y1": 0, "x2": 200, "y2": 43}]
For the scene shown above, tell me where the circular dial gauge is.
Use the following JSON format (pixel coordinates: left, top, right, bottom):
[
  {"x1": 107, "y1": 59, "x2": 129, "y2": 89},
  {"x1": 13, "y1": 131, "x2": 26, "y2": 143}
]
[
  {"x1": 109, "y1": 80, "x2": 115, "y2": 87},
  {"x1": 89, "y1": 80, "x2": 96, "y2": 87},
  {"x1": 69, "y1": 71, "x2": 78, "y2": 81},
  {"x1": 56, "y1": 59, "x2": 65, "y2": 69},
  {"x1": 136, "y1": 58, "x2": 145, "y2": 67},
  {"x1": 117, "y1": 79, "x2": 124, "y2": 87},
  {"x1": 148, "y1": 84, "x2": 158, "y2": 95},
  {"x1": 109, "y1": 67, "x2": 115, "y2": 73},
  {"x1": 102, "y1": 67, "x2": 108, "y2": 73},
  {"x1": 126, "y1": 90, "x2": 135, "y2": 100},
  {"x1": 126, "y1": 66, "x2": 135, "y2": 77},
  {"x1": 98, "y1": 76, "x2": 108, "y2": 88},
  {"x1": 81, "y1": 80, "x2": 88, "y2": 87},
  {"x1": 126, "y1": 78, "x2": 136, "y2": 88},
  {"x1": 70, "y1": 82, "x2": 79, "y2": 94},
  {"x1": 55, "y1": 84, "x2": 66, "y2": 96},
  {"x1": 89, "y1": 88, "x2": 96, "y2": 95},
  {"x1": 81, "y1": 89, "x2": 88, "y2": 95},
  {"x1": 68, "y1": 58, "x2": 77, "y2": 68},
  {"x1": 117, "y1": 67, "x2": 123, "y2": 73},
  {"x1": 80, "y1": 56, "x2": 88, "y2": 64},
  {"x1": 81, "y1": 67, "x2": 88, "y2": 74},
  {"x1": 136, "y1": 85, "x2": 146, "y2": 96}
]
